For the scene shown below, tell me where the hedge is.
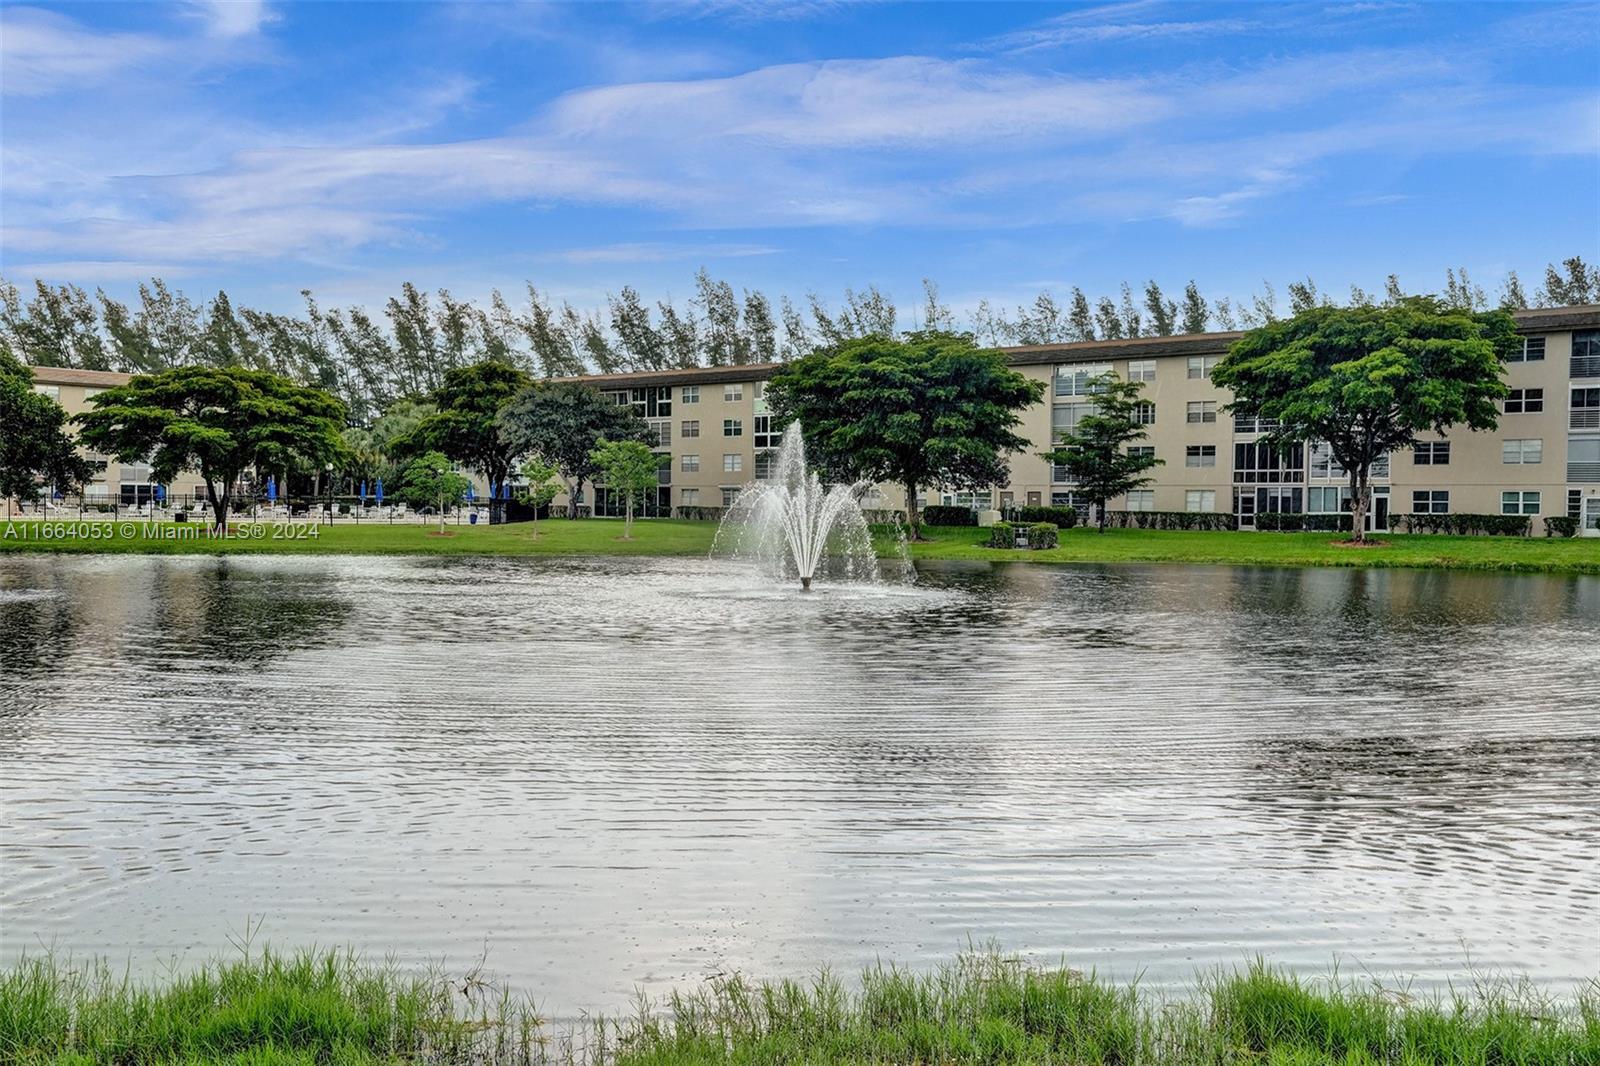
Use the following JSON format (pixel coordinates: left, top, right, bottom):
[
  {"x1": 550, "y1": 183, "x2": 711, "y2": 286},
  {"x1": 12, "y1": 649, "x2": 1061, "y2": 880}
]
[
  {"x1": 987, "y1": 521, "x2": 1016, "y2": 549},
  {"x1": 1395, "y1": 513, "x2": 1532, "y2": 536},
  {"x1": 1005, "y1": 505, "x2": 1079, "y2": 528},
  {"x1": 1028, "y1": 522, "x2": 1059, "y2": 549},
  {"x1": 674, "y1": 506, "x2": 727, "y2": 522},
  {"x1": 1256, "y1": 512, "x2": 1354, "y2": 532},
  {"x1": 1543, "y1": 516, "x2": 1579, "y2": 538},
  {"x1": 987, "y1": 521, "x2": 1058, "y2": 549},
  {"x1": 922, "y1": 505, "x2": 978, "y2": 527},
  {"x1": 1102, "y1": 510, "x2": 1237, "y2": 531}
]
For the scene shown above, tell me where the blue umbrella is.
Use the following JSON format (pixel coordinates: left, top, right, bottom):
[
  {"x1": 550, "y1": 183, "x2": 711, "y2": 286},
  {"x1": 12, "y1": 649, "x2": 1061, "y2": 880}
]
[
  {"x1": 375, "y1": 479, "x2": 384, "y2": 505},
  {"x1": 359, "y1": 479, "x2": 367, "y2": 502},
  {"x1": 465, "y1": 483, "x2": 476, "y2": 502},
  {"x1": 154, "y1": 484, "x2": 166, "y2": 504},
  {"x1": 266, "y1": 475, "x2": 277, "y2": 503}
]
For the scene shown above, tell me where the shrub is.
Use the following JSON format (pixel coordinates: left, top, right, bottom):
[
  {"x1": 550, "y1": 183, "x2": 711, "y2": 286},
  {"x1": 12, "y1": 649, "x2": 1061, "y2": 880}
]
[
  {"x1": 674, "y1": 506, "x2": 727, "y2": 522},
  {"x1": 987, "y1": 521, "x2": 1016, "y2": 549},
  {"x1": 1008, "y1": 505, "x2": 1079, "y2": 528},
  {"x1": 1397, "y1": 513, "x2": 1532, "y2": 536},
  {"x1": 1103, "y1": 510, "x2": 1237, "y2": 531},
  {"x1": 922, "y1": 505, "x2": 978, "y2": 527},
  {"x1": 1028, "y1": 522, "x2": 1059, "y2": 549},
  {"x1": 861, "y1": 509, "x2": 904, "y2": 525},
  {"x1": 1543, "y1": 515, "x2": 1579, "y2": 538},
  {"x1": 1256, "y1": 512, "x2": 1353, "y2": 532}
]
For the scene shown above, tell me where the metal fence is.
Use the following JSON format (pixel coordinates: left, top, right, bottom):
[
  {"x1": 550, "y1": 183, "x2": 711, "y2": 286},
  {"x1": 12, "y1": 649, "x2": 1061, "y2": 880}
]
[{"x1": 4, "y1": 492, "x2": 515, "y2": 525}]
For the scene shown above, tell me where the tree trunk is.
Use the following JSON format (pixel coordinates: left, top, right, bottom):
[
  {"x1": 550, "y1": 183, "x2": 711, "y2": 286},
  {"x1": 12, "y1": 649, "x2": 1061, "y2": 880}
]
[
  {"x1": 624, "y1": 495, "x2": 634, "y2": 539},
  {"x1": 1348, "y1": 465, "x2": 1369, "y2": 544},
  {"x1": 904, "y1": 480, "x2": 922, "y2": 540},
  {"x1": 206, "y1": 477, "x2": 231, "y2": 532},
  {"x1": 566, "y1": 477, "x2": 582, "y2": 519},
  {"x1": 1097, "y1": 498, "x2": 1108, "y2": 533},
  {"x1": 438, "y1": 492, "x2": 447, "y2": 534}
]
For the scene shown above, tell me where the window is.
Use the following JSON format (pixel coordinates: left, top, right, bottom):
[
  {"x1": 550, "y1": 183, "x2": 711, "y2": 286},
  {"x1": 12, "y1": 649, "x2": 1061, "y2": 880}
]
[
  {"x1": 1412, "y1": 490, "x2": 1449, "y2": 514},
  {"x1": 1186, "y1": 400, "x2": 1217, "y2": 423},
  {"x1": 680, "y1": 488, "x2": 699, "y2": 505},
  {"x1": 1573, "y1": 387, "x2": 1600, "y2": 430},
  {"x1": 723, "y1": 418, "x2": 743, "y2": 437},
  {"x1": 753, "y1": 415, "x2": 781, "y2": 449},
  {"x1": 647, "y1": 420, "x2": 671, "y2": 447},
  {"x1": 1413, "y1": 441, "x2": 1450, "y2": 465},
  {"x1": 1054, "y1": 363, "x2": 1111, "y2": 397},
  {"x1": 1502, "y1": 438, "x2": 1542, "y2": 464},
  {"x1": 1505, "y1": 388, "x2": 1543, "y2": 413},
  {"x1": 1134, "y1": 402, "x2": 1155, "y2": 425},
  {"x1": 1571, "y1": 489, "x2": 1584, "y2": 519},
  {"x1": 754, "y1": 451, "x2": 778, "y2": 480},
  {"x1": 1234, "y1": 441, "x2": 1305, "y2": 483},
  {"x1": 1502, "y1": 491, "x2": 1540, "y2": 516},
  {"x1": 1051, "y1": 459, "x2": 1074, "y2": 484},
  {"x1": 1307, "y1": 486, "x2": 1346, "y2": 513},
  {"x1": 681, "y1": 419, "x2": 700, "y2": 438},
  {"x1": 1186, "y1": 355, "x2": 1220, "y2": 379},
  {"x1": 721, "y1": 487, "x2": 739, "y2": 508},
  {"x1": 1570, "y1": 437, "x2": 1600, "y2": 482},
  {"x1": 1125, "y1": 490, "x2": 1155, "y2": 511},
  {"x1": 1052, "y1": 403, "x2": 1094, "y2": 435},
  {"x1": 680, "y1": 454, "x2": 700, "y2": 472},
  {"x1": 1127, "y1": 359, "x2": 1156, "y2": 382},
  {"x1": 722, "y1": 453, "x2": 742, "y2": 473},
  {"x1": 1507, "y1": 337, "x2": 1545, "y2": 363},
  {"x1": 1128, "y1": 446, "x2": 1154, "y2": 461},
  {"x1": 33, "y1": 384, "x2": 60, "y2": 401},
  {"x1": 724, "y1": 384, "x2": 744, "y2": 402},
  {"x1": 1185, "y1": 444, "x2": 1216, "y2": 467},
  {"x1": 1309, "y1": 442, "x2": 1344, "y2": 479},
  {"x1": 1572, "y1": 330, "x2": 1600, "y2": 378},
  {"x1": 1185, "y1": 489, "x2": 1216, "y2": 512},
  {"x1": 1233, "y1": 413, "x2": 1280, "y2": 433},
  {"x1": 681, "y1": 385, "x2": 699, "y2": 404}
]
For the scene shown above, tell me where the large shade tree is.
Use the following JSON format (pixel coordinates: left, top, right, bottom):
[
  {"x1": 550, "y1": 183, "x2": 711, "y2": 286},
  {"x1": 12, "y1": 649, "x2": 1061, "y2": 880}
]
[
  {"x1": 497, "y1": 381, "x2": 654, "y2": 517},
  {"x1": 1212, "y1": 297, "x2": 1516, "y2": 542},
  {"x1": 1, "y1": 351, "x2": 96, "y2": 512},
  {"x1": 1041, "y1": 373, "x2": 1162, "y2": 531},
  {"x1": 76, "y1": 366, "x2": 348, "y2": 529},
  {"x1": 394, "y1": 361, "x2": 530, "y2": 494},
  {"x1": 764, "y1": 331, "x2": 1044, "y2": 538}
]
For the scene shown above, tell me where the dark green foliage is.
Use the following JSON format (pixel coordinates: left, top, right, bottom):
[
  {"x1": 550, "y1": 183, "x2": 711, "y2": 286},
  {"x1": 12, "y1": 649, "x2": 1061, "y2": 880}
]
[
  {"x1": 1102, "y1": 510, "x2": 1237, "y2": 531},
  {"x1": 497, "y1": 381, "x2": 655, "y2": 517},
  {"x1": 74, "y1": 366, "x2": 347, "y2": 529},
  {"x1": 921, "y1": 504, "x2": 979, "y2": 527},
  {"x1": 987, "y1": 521, "x2": 1015, "y2": 548},
  {"x1": 1008, "y1": 505, "x2": 1080, "y2": 528},
  {"x1": 1397, "y1": 513, "x2": 1532, "y2": 536},
  {"x1": 1256, "y1": 513, "x2": 1355, "y2": 532},
  {"x1": 674, "y1": 505, "x2": 727, "y2": 522},
  {"x1": 1027, "y1": 522, "x2": 1059, "y2": 549},
  {"x1": 1543, "y1": 516, "x2": 1579, "y2": 538},
  {"x1": 0, "y1": 349, "x2": 96, "y2": 504},
  {"x1": 765, "y1": 331, "x2": 1044, "y2": 539},
  {"x1": 393, "y1": 360, "x2": 531, "y2": 491},
  {"x1": 1040, "y1": 373, "x2": 1162, "y2": 532}
]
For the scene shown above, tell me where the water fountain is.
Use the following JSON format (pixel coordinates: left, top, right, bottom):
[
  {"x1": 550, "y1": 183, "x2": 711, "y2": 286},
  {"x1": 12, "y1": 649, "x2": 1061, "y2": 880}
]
[{"x1": 712, "y1": 423, "x2": 889, "y2": 590}]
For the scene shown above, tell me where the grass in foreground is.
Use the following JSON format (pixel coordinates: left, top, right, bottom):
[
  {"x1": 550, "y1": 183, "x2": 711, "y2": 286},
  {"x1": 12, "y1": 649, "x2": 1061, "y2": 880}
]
[
  {"x1": 3, "y1": 947, "x2": 1596, "y2": 1065},
  {"x1": 2, "y1": 516, "x2": 1598, "y2": 574}
]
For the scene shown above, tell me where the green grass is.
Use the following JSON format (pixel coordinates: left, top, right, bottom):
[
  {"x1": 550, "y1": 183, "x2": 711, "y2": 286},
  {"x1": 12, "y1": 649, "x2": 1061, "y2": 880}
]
[
  {"x1": 3, "y1": 946, "x2": 1595, "y2": 1065},
  {"x1": 3, "y1": 515, "x2": 1598, "y2": 574}
]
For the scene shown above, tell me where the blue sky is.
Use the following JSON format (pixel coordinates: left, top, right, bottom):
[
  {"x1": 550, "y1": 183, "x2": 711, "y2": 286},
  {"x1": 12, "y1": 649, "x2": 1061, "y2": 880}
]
[{"x1": 2, "y1": 0, "x2": 1597, "y2": 319}]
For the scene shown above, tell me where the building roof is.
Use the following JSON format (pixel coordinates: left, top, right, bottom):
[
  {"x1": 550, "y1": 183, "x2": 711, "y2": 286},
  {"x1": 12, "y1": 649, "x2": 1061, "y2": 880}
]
[{"x1": 29, "y1": 304, "x2": 1600, "y2": 391}]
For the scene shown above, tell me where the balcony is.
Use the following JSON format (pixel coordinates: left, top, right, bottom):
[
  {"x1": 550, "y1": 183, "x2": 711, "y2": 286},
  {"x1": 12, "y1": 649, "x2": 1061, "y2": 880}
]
[
  {"x1": 1572, "y1": 410, "x2": 1600, "y2": 430},
  {"x1": 1573, "y1": 355, "x2": 1600, "y2": 379}
]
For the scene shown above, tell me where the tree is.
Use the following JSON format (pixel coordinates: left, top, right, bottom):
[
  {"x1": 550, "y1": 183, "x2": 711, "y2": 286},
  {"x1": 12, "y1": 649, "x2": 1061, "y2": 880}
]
[
  {"x1": 1537, "y1": 256, "x2": 1598, "y2": 307},
  {"x1": 496, "y1": 381, "x2": 654, "y2": 518},
  {"x1": 1094, "y1": 296, "x2": 1123, "y2": 339},
  {"x1": 76, "y1": 366, "x2": 347, "y2": 530},
  {"x1": 0, "y1": 350, "x2": 96, "y2": 513},
  {"x1": 589, "y1": 437, "x2": 659, "y2": 539},
  {"x1": 399, "y1": 450, "x2": 469, "y2": 534},
  {"x1": 764, "y1": 331, "x2": 1044, "y2": 540},
  {"x1": 1067, "y1": 288, "x2": 1095, "y2": 341},
  {"x1": 1143, "y1": 281, "x2": 1176, "y2": 336},
  {"x1": 1040, "y1": 373, "x2": 1162, "y2": 532},
  {"x1": 1179, "y1": 281, "x2": 1209, "y2": 334},
  {"x1": 0, "y1": 280, "x2": 110, "y2": 370},
  {"x1": 1212, "y1": 298, "x2": 1516, "y2": 543},
  {"x1": 1499, "y1": 271, "x2": 1528, "y2": 310},
  {"x1": 517, "y1": 455, "x2": 562, "y2": 536},
  {"x1": 394, "y1": 360, "x2": 531, "y2": 495},
  {"x1": 1118, "y1": 282, "x2": 1142, "y2": 337}
]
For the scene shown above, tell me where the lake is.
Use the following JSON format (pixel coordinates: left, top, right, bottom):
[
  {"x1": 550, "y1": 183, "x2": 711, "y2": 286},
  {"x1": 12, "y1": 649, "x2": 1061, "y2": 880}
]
[{"x1": 2, "y1": 553, "x2": 1596, "y2": 1013}]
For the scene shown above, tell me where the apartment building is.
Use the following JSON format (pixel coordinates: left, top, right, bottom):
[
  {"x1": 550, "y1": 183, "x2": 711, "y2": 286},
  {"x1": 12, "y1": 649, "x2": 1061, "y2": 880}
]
[
  {"x1": 25, "y1": 305, "x2": 1600, "y2": 534},
  {"x1": 561, "y1": 304, "x2": 1600, "y2": 536}
]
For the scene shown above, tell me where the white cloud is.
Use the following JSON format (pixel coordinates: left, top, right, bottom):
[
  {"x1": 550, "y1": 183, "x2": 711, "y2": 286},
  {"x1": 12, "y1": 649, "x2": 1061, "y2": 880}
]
[
  {"x1": 0, "y1": 8, "x2": 171, "y2": 96},
  {"x1": 184, "y1": 0, "x2": 277, "y2": 38}
]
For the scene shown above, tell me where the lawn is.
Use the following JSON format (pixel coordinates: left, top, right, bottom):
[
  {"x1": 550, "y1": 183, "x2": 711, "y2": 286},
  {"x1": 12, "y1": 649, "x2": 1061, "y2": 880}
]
[
  {"x1": 3, "y1": 945, "x2": 1594, "y2": 1065},
  {"x1": 3, "y1": 515, "x2": 1598, "y2": 574}
]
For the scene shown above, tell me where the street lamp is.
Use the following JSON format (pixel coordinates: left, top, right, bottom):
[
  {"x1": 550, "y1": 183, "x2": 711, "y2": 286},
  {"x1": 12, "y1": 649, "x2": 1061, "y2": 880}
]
[{"x1": 324, "y1": 461, "x2": 334, "y2": 525}]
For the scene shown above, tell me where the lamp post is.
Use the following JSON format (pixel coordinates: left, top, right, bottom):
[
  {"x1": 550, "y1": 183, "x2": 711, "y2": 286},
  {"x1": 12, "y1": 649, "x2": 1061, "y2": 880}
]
[{"x1": 324, "y1": 461, "x2": 334, "y2": 525}]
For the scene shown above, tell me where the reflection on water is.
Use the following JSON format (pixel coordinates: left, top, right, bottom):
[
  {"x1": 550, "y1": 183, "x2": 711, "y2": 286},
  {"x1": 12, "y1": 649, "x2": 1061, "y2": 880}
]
[{"x1": 1, "y1": 553, "x2": 1596, "y2": 1013}]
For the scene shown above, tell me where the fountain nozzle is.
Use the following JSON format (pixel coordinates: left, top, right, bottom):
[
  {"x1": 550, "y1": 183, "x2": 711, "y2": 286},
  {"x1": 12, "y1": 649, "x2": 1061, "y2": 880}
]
[{"x1": 800, "y1": 576, "x2": 813, "y2": 591}]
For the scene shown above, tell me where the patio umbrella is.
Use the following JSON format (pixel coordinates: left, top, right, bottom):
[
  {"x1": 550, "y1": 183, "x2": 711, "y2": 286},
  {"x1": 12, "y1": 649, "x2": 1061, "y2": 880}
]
[
  {"x1": 154, "y1": 485, "x2": 166, "y2": 504},
  {"x1": 266, "y1": 476, "x2": 277, "y2": 503},
  {"x1": 375, "y1": 479, "x2": 384, "y2": 505},
  {"x1": 359, "y1": 480, "x2": 367, "y2": 502},
  {"x1": 465, "y1": 483, "x2": 475, "y2": 502}
]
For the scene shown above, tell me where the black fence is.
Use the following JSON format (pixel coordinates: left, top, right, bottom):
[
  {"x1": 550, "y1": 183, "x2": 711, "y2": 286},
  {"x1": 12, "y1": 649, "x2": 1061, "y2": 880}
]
[{"x1": 5, "y1": 492, "x2": 531, "y2": 525}]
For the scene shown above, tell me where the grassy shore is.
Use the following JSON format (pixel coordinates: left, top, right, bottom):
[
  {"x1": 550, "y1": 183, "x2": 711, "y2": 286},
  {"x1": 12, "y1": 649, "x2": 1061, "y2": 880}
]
[
  {"x1": 2, "y1": 947, "x2": 1594, "y2": 1065},
  {"x1": 2, "y1": 516, "x2": 1598, "y2": 574}
]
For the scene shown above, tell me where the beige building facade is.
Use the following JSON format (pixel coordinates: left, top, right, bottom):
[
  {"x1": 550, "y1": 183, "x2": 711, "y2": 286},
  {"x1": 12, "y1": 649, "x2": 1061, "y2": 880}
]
[{"x1": 25, "y1": 305, "x2": 1600, "y2": 534}]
